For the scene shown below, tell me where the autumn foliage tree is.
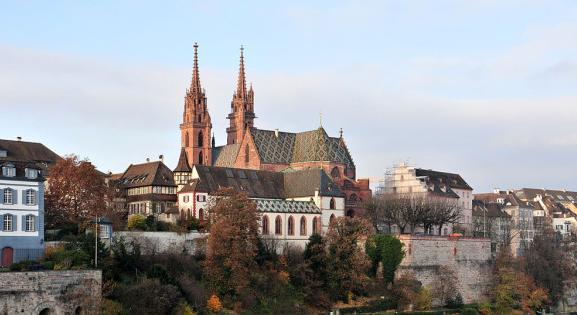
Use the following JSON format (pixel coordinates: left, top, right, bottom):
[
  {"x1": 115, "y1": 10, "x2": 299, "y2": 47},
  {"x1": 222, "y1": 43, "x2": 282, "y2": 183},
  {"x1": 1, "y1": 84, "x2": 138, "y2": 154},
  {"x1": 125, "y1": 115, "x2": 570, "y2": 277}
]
[
  {"x1": 45, "y1": 154, "x2": 106, "y2": 229},
  {"x1": 325, "y1": 216, "x2": 373, "y2": 301},
  {"x1": 204, "y1": 188, "x2": 260, "y2": 303}
]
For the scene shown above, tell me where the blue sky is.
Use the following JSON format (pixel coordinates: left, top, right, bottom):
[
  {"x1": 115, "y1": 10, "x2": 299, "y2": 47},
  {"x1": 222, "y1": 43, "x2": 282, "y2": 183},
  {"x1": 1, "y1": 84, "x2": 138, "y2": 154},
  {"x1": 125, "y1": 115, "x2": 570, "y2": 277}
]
[{"x1": 2, "y1": 1, "x2": 577, "y2": 192}]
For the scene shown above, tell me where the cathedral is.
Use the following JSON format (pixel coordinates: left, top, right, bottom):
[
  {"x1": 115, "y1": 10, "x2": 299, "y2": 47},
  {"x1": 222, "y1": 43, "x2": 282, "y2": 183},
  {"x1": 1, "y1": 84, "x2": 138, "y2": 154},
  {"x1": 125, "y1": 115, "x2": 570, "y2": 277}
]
[{"x1": 173, "y1": 44, "x2": 371, "y2": 216}]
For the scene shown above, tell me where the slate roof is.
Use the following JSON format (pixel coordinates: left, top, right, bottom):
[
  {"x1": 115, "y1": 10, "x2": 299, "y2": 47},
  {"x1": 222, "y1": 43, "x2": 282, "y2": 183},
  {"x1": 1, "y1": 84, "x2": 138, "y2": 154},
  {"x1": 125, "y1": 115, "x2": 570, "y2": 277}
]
[
  {"x1": 472, "y1": 200, "x2": 511, "y2": 218},
  {"x1": 474, "y1": 192, "x2": 530, "y2": 208},
  {"x1": 515, "y1": 188, "x2": 577, "y2": 203},
  {"x1": 283, "y1": 168, "x2": 344, "y2": 198},
  {"x1": 212, "y1": 144, "x2": 240, "y2": 167},
  {"x1": 254, "y1": 199, "x2": 321, "y2": 214},
  {"x1": 180, "y1": 179, "x2": 210, "y2": 193},
  {"x1": 187, "y1": 165, "x2": 344, "y2": 199},
  {"x1": 415, "y1": 168, "x2": 473, "y2": 191},
  {"x1": 0, "y1": 139, "x2": 61, "y2": 175},
  {"x1": 118, "y1": 161, "x2": 176, "y2": 188},
  {"x1": 174, "y1": 148, "x2": 192, "y2": 172}
]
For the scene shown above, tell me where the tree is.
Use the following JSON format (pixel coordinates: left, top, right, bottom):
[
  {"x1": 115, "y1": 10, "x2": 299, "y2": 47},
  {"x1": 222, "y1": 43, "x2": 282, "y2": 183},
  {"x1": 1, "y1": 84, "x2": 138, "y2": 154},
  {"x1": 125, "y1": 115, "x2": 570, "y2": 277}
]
[
  {"x1": 365, "y1": 234, "x2": 405, "y2": 284},
  {"x1": 325, "y1": 217, "x2": 373, "y2": 301},
  {"x1": 206, "y1": 294, "x2": 223, "y2": 313},
  {"x1": 45, "y1": 155, "x2": 106, "y2": 228},
  {"x1": 127, "y1": 214, "x2": 147, "y2": 230},
  {"x1": 432, "y1": 266, "x2": 459, "y2": 306},
  {"x1": 117, "y1": 278, "x2": 181, "y2": 314},
  {"x1": 203, "y1": 188, "x2": 260, "y2": 300}
]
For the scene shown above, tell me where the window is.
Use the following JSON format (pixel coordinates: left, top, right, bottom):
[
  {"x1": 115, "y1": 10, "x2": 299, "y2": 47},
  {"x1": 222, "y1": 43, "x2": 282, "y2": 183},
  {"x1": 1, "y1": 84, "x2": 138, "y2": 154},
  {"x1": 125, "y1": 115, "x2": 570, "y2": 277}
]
[
  {"x1": 312, "y1": 217, "x2": 320, "y2": 235},
  {"x1": 198, "y1": 131, "x2": 204, "y2": 147},
  {"x1": 26, "y1": 190, "x2": 36, "y2": 205},
  {"x1": 3, "y1": 214, "x2": 13, "y2": 231},
  {"x1": 329, "y1": 214, "x2": 336, "y2": 225},
  {"x1": 3, "y1": 188, "x2": 13, "y2": 204},
  {"x1": 99, "y1": 224, "x2": 110, "y2": 238},
  {"x1": 199, "y1": 208, "x2": 204, "y2": 221},
  {"x1": 262, "y1": 215, "x2": 269, "y2": 235},
  {"x1": 329, "y1": 197, "x2": 336, "y2": 210},
  {"x1": 198, "y1": 151, "x2": 203, "y2": 165},
  {"x1": 2, "y1": 164, "x2": 15, "y2": 177},
  {"x1": 300, "y1": 217, "x2": 307, "y2": 236},
  {"x1": 331, "y1": 167, "x2": 339, "y2": 179},
  {"x1": 196, "y1": 194, "x2": 206, "y2": 202},
  {"x1": 185, "y1": 132, "x2": 190, "y2": 147},
  {"x1": 156, "y1": 203, "x2": 162, "y2": 213},
  {"x1": 25, "y1": 215, "x2": 35, "y2": 232},
  {"x1": 275, "y1": 215, "x2": 282, "y2": 235},
  {"x1": 25, "y1": 168, "x2": 38, "y2": 179},
  {"x1": 244, "y1": 144, "x2": 250, "y2": 164},
  {"x1": 287, "y1": 216, "x2": 294, "y2": 235}
]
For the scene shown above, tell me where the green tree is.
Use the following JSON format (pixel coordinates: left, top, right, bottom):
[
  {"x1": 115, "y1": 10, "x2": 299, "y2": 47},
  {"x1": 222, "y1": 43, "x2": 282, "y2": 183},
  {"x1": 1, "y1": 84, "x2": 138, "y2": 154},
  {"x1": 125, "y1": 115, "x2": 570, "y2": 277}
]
[
  {"x1": 365, "y1": 234, "x2": 405, "y2": 284},
  {"x1": 127, "y1": 214, "x2": 147, "y2": 231}
]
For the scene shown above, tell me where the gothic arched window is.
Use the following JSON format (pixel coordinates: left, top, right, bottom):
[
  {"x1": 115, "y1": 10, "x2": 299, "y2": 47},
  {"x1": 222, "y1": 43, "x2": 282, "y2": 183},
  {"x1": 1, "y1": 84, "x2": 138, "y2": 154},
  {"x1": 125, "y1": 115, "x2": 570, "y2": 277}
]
[
  {"x1": 329, "y1": 197, "x2": 336, "y2": 210},
  {"x1": 199, "y1": 208, "x2": 204, "y2": 221},
  {"x1": 312, "y1": 217, "x2": 320, "y2": 235},
  {"x1": 198, "y1": 151, "x2": 203, "y2": 165},
  {"x1": 300, "y1": 216, "x2": 307, "y2": 236},
  {"x1": 329, "y1": 214, "x2": 336, "y2": 225},
  {"x1": 185, "y1": 132, "x2": 189, "y2": 147},
  {"x1": 288, "y1": 216, "x2": 294, "y2": 235},
  {"x1": 198, "y1": 131, "x2": 204, "y2": 147},
  {"x1": 262, "y1": 215, "x2": 269, "y2": 235},
  {"x1": 275, "y1": 215, "x2": 282, "y2": 235}
]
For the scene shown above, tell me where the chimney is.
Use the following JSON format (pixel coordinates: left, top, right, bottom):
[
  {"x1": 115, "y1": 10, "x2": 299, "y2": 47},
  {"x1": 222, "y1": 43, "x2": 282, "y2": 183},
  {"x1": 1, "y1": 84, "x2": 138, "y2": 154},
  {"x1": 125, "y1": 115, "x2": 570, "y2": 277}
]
[
  {"x1": 159, "y1": 154, "x2": 164, "y2": 163},
  {"x1": 274, "y1": 129, "x2": 279, "y2": 138},
  {"x1": 16, "y1": 136, "x2": 22, "y2": 141}
]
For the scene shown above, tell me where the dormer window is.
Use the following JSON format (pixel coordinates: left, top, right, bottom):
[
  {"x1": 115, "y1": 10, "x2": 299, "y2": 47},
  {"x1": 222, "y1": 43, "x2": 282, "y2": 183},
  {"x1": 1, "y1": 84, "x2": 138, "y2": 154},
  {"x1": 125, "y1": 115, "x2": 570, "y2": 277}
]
[
  {"x1": 25, "y1": 168, "x2": 38, "y2": 179},
  {"x1": 2, "y1": 164, "x2": 15, "y2": 177}
]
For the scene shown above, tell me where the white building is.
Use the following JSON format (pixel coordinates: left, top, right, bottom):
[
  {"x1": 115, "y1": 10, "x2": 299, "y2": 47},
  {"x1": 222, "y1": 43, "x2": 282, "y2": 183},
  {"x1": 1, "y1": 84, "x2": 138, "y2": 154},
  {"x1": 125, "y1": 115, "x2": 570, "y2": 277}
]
[
  {"x1": 383, "y1": 163, "x2": 474, "y2": 235},
  {"x1": 0, "y1": 140, "x2": 58, "y2": 266},
  {"x1": 175, "y1": 165, "x2": 346, "y2": 249}
]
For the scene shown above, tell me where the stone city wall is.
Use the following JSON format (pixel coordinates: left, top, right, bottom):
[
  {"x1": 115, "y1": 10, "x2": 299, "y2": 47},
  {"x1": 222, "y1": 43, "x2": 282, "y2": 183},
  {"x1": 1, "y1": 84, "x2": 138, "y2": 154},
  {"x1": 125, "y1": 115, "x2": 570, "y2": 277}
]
[
  {"x1": 113, "y1": 231, "x2": 207, "y2": 254},
  {"x1": 396, "y1": 235, "x2": 492, "y2": 304},
  {"x1": 0, "y1": 270, "x2": 101, "y2": 315}
]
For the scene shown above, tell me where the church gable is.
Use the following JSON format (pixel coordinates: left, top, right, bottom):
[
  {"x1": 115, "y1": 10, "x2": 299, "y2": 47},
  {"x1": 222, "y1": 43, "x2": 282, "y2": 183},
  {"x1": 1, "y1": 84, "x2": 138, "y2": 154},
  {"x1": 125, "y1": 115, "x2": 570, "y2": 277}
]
[{"x1": 232, "y1": 130, "x2": 262, "y2": 170}]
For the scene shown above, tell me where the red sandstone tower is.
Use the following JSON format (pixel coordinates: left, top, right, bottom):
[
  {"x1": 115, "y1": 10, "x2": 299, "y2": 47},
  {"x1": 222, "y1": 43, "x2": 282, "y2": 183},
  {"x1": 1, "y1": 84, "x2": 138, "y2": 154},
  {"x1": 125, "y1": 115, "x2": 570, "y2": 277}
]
[
  {"x1": 180, "y1": 43, "x2": 212, "y2": 167},
  {"x1": 226, "y1": 46, "x2": 255, "y2": 145}
]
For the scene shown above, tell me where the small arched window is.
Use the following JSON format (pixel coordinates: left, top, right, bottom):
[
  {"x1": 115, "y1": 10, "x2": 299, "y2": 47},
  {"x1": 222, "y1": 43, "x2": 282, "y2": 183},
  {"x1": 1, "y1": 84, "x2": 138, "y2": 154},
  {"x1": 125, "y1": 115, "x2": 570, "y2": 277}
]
[
  {"x1": 329, "y1": 197, "x2": 336, "y2": 210},
  {"x1": 262, "y1": 215, "x2": 269, "y2": 235},
  {"x1": 185, "y1": 132, "x2": 190, "y2": 147},
  {"x1": 198, "y1": 151, "x2": 203, "y2": 165},
  {"x1": 329, "y1": 214, "x2": 336, "y2": 225},
  {"x1": 199, "y1": 208, "x2": 204, "y2": 221},
  {"x1": 275, "y1": 215, "x2": 282, "y2": 235},
  {"x1": 312, "y1": 217, "x2": 320, "y2": 235},
  {"x1": 187, "y1": 209, "x2": 191, "y2": 219},
  {"x1": 198, "y1": 131, "x2": 204, "y2": 147},
  {"x1": 244, "y1": 144, "x2": 250, "y2": 164},
  {"x1": 288, "y1": 216, "x2": 294, "y2": 235},
  {"x1": 300, "y1": 216, "x2": 307, "y2": 236}
]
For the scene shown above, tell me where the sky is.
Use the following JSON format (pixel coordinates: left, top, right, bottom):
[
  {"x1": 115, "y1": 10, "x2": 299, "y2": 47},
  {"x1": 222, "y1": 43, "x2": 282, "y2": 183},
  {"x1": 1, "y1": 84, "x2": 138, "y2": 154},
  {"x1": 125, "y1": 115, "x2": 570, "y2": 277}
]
[{"x1": 2, "y1": 1, "x2": 577, "y2": 192}]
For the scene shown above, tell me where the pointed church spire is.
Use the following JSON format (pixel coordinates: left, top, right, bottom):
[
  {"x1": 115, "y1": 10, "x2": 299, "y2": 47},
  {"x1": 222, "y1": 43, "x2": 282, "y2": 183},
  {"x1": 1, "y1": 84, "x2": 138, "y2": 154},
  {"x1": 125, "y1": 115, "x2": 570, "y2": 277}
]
[
  {"x1": 190, "y1": 42, "x2": 201, "y2": 94},
  {"x1": 236, "y1": 45, "x2": 247, "y2": 99}
]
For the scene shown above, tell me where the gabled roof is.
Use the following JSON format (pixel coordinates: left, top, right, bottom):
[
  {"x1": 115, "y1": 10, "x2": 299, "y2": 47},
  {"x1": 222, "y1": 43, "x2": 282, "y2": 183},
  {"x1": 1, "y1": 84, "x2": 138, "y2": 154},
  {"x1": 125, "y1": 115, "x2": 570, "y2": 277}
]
[
  {"x1": 472, "y1": 200, "x2": 511, "y2": 218},
  {"x1": 118, "y1": 161, "x2": 176, "y2": 188},
  {"x1": 212, "y1": 143, "x2": 240, "y2": 167},
  {"x1": 474, "y1": 192, "x2": 528, "y2": 208},
  {"x1": 515, "y1": 188, "x2": 577, "y2": 203},
  {"x1": 174, "y1": 148, "x2": 192, "y2": 172}
]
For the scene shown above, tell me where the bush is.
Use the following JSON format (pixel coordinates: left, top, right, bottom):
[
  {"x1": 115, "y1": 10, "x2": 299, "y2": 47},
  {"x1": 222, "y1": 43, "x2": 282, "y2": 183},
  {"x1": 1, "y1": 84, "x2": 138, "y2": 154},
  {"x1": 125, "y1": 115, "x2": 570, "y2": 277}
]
[
  {"x1": 415, "y1": 287, "x2": 432, "y2": 311},
  {"x1": 127, "y1": 214, "x2": 147, "y2": 231},
  {"x1": 446, "y1": 292, "x2": 464, "y2": 308},
  {"x1": 116, "y1": 278, "x2": 182, "y2": 314},
  {"x1": 206, "y1": 294, "x2": 222, "y2": 313},
  {"x1": 461, "y1": 307, "x2": 479, "y2": 315}
]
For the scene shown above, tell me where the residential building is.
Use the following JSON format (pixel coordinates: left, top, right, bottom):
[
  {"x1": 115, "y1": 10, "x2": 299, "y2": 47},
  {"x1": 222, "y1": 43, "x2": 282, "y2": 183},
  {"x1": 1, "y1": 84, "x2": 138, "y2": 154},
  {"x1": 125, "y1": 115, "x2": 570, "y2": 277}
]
[
  {"x1": 173, "y1": 44, "x2": 371, "y2": 217},
  {"x1": 0, "y1": 139, "x2": 58, "y2": 266},
  {"x1": 176, "y1": 165, "x2": 346, "y2": 248},
  {"x1": 114, "y1": 160, "x2": 177, "y2": 216},
  {"x1": 472, "y1": 200, "x2": 511, "y2": 254},
  {"x1": 383, "y1": 163, "x2": 474, "y2": 235},
  {"x1": 474, "y1": 191, "x2": 534, "y2": 257}
]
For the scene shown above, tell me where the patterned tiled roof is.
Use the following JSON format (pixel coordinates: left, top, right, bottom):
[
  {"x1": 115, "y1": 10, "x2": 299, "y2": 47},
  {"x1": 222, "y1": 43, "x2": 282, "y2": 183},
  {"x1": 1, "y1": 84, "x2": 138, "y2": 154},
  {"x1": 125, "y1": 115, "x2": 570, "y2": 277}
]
[
  {"x1": 249, "y1": 127, "x2": 355, "y2": 168},
  {"x1": 212, "y1": 144, "x2": 240, "y2": 167},
  {"x1": 254, "y1": 199, "x2": 321, "y2": 214}
]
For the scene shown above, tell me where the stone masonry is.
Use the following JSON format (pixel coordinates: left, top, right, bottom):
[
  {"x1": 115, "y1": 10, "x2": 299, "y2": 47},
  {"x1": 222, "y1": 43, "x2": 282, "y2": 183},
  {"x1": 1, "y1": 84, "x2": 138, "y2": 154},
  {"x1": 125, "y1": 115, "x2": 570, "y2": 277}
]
[
  {"x1": 0, "y1": 270, "x2": 101, "y2": 315},
  {"x1": 396, "y1": 235, "x2": 492, "y2": 304}
]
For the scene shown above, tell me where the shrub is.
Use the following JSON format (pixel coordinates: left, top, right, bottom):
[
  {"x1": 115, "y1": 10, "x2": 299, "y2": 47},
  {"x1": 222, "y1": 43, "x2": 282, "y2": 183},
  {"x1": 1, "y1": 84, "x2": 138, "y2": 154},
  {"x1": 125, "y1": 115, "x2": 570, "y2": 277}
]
[
  {"x1": 207, "y1": 294, "x2": 223, "y2": 313},
  {"x1": 415, "y1": 287, "x2": 432, "y2": 311},
  {"x1": 127, "y1": 214, "x2": 147, "y2": 231},
  {"x1": 461, "y1": 307, "x2": 479, "y2": 315},
  {"x1": 446, "y1": 292, "x2": 464, "y2": 308}
]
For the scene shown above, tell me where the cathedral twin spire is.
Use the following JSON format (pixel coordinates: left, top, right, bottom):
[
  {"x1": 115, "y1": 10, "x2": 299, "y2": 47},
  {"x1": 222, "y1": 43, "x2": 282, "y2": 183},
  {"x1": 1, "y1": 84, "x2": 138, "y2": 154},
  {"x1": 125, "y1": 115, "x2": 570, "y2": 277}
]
[{"x1": 179, "y1": 43, "x2": 256, "y2": 169}]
